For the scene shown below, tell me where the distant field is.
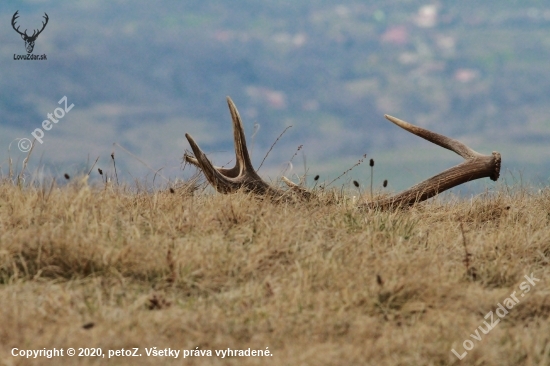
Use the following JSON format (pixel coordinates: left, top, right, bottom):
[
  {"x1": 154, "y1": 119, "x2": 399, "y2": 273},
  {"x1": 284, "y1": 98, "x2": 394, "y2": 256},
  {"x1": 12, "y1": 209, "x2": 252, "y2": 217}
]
[
  {"x1": 4, "y1": 1, "x2": 550, "y2": 186},
  {"x1": 0, "y1": 178, "x2": 548, "y2": 365}
]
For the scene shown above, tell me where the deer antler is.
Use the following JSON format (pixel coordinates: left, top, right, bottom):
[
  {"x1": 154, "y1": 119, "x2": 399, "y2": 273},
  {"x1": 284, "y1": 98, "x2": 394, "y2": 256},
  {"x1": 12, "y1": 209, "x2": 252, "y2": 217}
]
[
  {"x1": 363, "y1": 115, "x2": 500, "y2": 209},
  {"x1": 184, "y1": 98, "x2": 501, "y2": 209},
  {"x1": 184, "y1": 97, "x2": 306, "y2": 198}
]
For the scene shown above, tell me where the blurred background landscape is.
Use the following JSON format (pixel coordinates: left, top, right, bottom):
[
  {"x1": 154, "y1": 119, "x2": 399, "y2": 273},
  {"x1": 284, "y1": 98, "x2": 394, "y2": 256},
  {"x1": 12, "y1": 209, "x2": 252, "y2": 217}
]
[{"x1": 0, "y1": 0, "x2": 549, "y2": 192}]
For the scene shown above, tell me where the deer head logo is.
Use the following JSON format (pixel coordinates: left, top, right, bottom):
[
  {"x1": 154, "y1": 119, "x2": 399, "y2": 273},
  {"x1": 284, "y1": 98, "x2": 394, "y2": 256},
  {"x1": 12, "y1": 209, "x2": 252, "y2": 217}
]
[{"x1": 12, "y1": 11, "x2": 49, "y2": 54}]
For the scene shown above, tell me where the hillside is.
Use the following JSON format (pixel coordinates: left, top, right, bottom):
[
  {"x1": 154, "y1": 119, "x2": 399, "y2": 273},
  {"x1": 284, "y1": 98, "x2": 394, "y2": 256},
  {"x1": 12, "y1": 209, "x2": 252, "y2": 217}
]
[{"x1": 0, "y1": 178, "x2": 548, "y2": 365}]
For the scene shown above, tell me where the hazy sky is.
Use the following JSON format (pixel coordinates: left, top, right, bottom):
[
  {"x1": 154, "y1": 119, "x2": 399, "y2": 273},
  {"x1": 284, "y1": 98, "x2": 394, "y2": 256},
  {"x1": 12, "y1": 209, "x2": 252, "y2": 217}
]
[{"x1": 1, "y1": 1, "x2": 549, "y2": 192}]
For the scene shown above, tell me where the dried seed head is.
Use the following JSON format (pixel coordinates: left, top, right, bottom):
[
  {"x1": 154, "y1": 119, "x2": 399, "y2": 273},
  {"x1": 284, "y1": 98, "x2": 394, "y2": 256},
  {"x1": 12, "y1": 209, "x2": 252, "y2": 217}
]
[
  {"x1": 147, "y1": 294, "x2": 171, "y2": 310},
  {"x1": 383, "y1": 179, "x2": 388, "y2": 188},
  {"x1": 82, "y1": 322, "x2": 95, "y2": 330},
  {"x1": 314, "y1": 175, "x2": 320, "y2": 181},
  {"x1": 353, "y1": 180, "x2": 359, "y2": 188},
  {"x1": 169, "y1": 188, "x2": 175, "y2": 194},
  {"x1": 370, "y1": 159, "x2": 374, "y2": 167},
  {"x1": 64, "y1": 173, "x2": 70, "y2": 180},
  {"x1": 111, "y1": 152, "x2": 115, "y2": 159},
  {"x1": 376, "y1": 274, "x2": 383, "y2": 286},
  {"x1": 98, "y1": 168, "x2": 103, "y2": 175}
]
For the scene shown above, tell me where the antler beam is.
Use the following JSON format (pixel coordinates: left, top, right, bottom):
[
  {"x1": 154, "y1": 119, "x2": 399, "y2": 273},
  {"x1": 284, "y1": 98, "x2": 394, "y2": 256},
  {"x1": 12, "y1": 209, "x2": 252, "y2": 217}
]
[
  {"x1": 362, "y1": 115, "x2": 500, "y2": 209},
  {"x1": 184, "y1": 97, "x2": 501, "y2": 209}
]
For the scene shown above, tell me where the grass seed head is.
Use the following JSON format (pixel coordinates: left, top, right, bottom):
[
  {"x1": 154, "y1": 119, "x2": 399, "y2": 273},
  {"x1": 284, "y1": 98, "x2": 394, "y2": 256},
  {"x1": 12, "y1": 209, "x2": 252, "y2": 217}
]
[{"x1": 82, "y1": 322, "x2": 95, "y2": 330}]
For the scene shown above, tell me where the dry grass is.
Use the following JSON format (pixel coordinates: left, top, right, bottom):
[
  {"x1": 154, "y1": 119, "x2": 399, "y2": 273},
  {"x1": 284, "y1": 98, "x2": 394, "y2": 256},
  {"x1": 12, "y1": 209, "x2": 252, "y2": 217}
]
[{"x1": 0, "y1": 176, "x2": 549, "y2": 365}]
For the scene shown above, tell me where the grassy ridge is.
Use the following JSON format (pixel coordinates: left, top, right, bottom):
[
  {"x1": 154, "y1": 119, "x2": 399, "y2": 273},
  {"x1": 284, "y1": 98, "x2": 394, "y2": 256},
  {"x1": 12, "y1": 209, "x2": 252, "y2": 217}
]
[{"x1": 0, "y1": 178, "x2": 548, "y2": 365}]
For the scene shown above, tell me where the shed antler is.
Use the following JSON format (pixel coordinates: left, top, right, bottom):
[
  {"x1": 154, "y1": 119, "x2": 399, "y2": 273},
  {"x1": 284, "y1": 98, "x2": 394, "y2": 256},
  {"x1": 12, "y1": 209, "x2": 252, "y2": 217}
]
[
  {"x1": 362, "y1": 115, "x2": 500, "y2": 209},
  {"x1": 184, "y1": 97, "x2": 305, "y2": 198},
  {"x1": 184, "y1": 97, "x2": 501, "y2": 208}
]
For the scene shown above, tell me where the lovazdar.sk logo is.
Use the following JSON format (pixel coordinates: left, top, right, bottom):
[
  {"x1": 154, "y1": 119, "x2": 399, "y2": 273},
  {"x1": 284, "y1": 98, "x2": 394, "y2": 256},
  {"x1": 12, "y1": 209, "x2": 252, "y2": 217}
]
[{"x1": 12, "y1": 10, "x2": 48, "y2": 60}]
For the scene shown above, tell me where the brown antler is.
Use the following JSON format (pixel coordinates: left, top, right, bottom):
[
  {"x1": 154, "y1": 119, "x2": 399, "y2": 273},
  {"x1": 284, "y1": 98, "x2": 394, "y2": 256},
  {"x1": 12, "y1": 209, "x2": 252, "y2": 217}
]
[
  {"x1": 184, "y1": 98, "x2": 500, "y2": 209},
  {"x1": 363, "y1": 115, "x2": 501, "y2": 209},
  {"x1": 184, "y1": 97, "x2": 305, "y2": 198}
]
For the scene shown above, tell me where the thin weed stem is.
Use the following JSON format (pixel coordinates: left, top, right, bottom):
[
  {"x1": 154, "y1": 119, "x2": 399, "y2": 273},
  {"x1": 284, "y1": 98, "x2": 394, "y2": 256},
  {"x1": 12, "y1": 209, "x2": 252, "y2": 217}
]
[
  {"x1": 326, "y1": 154, "x2": 367, "y2": 188},
  {"x1": 258, "y1": 125, "x2": 292, "y2": 171},
  {"x1": 370, "y1": 159, "x2": 374, "y2": 198},
  {"x1": 87, "y1": 156, "x2": 100, "y2": 176}
]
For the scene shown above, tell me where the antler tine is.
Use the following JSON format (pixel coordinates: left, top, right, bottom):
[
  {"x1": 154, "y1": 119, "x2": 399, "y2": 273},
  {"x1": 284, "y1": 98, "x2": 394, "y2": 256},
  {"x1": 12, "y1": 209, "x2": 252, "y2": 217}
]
[
  {"x1": 185, "y1": 133, "x2": 242, "y2": 193},
  {"x1": 183, "y1": 97, "x2": 253, "y2": 179},
  {"x1": 183, "y1": 153, "x2": 202, "y2": 171},
  {"x1": 227, "y1": 96, "x2": 255, "y2": 173},
  {"x1": 384, "y1": 115, "x2": 482, "y2": 159},
  {"x1": 184, "y1": 152, "x2": 241, "y2": 178}
]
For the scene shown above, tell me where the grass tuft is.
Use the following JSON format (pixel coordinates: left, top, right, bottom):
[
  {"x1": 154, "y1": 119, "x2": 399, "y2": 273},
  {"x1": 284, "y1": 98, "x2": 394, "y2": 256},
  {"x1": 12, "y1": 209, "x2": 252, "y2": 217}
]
[{"x1": 0, "y1": 178, "x2": 548, "y2": 365}]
